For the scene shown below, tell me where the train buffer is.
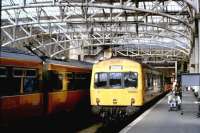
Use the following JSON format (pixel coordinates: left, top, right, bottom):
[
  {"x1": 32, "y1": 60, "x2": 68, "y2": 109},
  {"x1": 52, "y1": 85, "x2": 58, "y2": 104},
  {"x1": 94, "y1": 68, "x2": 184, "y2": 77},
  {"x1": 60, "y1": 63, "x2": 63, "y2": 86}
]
[{"x1": 120, "y1": 90, "x2": 200, "y2": 133}]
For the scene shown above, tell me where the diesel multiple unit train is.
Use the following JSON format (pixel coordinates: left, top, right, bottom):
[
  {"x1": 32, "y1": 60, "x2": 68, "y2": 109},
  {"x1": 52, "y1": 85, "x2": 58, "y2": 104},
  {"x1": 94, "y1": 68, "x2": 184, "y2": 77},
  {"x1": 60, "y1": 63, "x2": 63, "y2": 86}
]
[
  {"x1": 0, "y1": 47, "x2": 92, "y2": 123},
  {"x1": 90, "y1": 58, "x2": 167, "y2": 118}
]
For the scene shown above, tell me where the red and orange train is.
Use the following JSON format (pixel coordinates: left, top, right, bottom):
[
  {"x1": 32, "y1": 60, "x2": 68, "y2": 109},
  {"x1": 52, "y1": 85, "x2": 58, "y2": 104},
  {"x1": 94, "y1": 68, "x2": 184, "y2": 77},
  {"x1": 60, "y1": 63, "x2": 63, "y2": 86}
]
[{"x1": 0, "y1": 47, "x2": 92, "y2": 123}]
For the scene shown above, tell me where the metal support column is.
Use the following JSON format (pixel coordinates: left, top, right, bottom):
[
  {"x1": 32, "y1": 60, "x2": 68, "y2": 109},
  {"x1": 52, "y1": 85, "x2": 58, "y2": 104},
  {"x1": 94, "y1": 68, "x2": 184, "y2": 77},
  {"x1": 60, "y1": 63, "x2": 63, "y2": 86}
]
[
  {"x1": 175, "y1": 61, "x2": 177, "y2": 80},
  {"x1": 196, "y1": 0, "x2": 200, "y2": 117},
  {"x1": 195, "y1": 37, "x2": 199, "y2": 72},
  {"x1": 198, "y1": 20, "x2": 200, "y2": 73},
  {"x1": 190, "y1": 48, "x2": 195, "y2": 73},
  {"x1": 197, "y1": 0, "x2": 200, "y2": 73}
]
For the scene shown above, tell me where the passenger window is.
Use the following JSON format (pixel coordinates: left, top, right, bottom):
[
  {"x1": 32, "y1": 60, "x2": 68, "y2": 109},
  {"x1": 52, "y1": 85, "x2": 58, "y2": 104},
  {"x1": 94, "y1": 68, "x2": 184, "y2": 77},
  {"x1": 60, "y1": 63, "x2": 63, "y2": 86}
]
[
  {"x1": 0, "y1": 67, "x2": 7, "y2": 77},
  {"x1": 13, "y1": 69, "x2": 23, "y2": 77},
  {"x1": 74, "y1": 73, "x2": 83, "y2": 90},
  {"x1": 84, "y1": 73, "x2": 91, "y2": 90},
  {"x1": 0, "y1": 67, "x2": 9, "y2": 96},
  {"x1": 45, "y1": 70, "x2": 63, "y2": 91},
  {"x1": 23, "y1": 69, "x2": 39, "y2": 93},
  {"x1": 23, "y1": 77, "x2": 37, "y2": 93},
  {"x1": 26, "y1": 69, "x2": 37, "y2": 77},
  {"x1": 67, "y1": 72, "x2": 74, "y2": 90}
]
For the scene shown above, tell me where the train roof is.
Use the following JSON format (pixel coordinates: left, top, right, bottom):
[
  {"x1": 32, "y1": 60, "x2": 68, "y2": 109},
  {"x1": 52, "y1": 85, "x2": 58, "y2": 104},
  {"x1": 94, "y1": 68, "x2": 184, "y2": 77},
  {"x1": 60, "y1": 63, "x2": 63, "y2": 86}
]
[
  {"x1": 46, "y1": 59, "x2": 93, "y2": 69},
  {"x1": 1, "y1": 47, "x2": 93, "y2": 69},
  {"x1": 97, "y1": 57, "x2": 155, "y2": 69},
  {"x1": 0, "y1": 46, "x2": 42, "y2": 62}
]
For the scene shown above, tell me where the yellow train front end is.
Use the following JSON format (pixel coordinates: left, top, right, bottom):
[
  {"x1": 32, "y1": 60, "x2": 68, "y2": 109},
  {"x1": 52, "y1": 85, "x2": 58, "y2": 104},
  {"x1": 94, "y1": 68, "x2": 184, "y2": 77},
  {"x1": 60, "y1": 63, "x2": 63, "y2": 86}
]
[{"x1": 90, "y1": 58, "x2": 144, "y2": 118}]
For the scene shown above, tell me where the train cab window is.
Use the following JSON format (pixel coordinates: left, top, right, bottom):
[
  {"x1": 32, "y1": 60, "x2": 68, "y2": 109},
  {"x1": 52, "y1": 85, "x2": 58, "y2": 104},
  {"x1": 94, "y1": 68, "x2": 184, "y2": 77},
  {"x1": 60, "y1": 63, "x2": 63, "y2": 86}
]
[
  {"x1": 109, "y1": 73, "x2": 122, "y2": 88},
  {"x1": 95, "y1": 73, "x2": 108, "y2": 88},
  {"x1": 124, "y1": 72, "x2": 138, "y2": 88}
]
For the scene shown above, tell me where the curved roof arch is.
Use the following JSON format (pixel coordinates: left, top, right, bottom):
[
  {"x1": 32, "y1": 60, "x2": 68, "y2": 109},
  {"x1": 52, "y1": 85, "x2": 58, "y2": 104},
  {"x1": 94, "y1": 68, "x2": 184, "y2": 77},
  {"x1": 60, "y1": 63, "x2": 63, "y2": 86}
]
[{"x1": 1, "y1": 0, "x2": 197, "y2": 62}]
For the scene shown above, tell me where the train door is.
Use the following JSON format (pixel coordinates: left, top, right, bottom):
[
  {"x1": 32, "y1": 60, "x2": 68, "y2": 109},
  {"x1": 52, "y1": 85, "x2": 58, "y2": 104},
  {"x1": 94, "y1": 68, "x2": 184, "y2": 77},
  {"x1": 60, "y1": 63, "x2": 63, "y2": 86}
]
[
  {"x1": 44, "y1": 69, "x2": 67, "y2": 114},
  {"x1": 65, "y1": 72, "x2": 91, "y2": 111}
]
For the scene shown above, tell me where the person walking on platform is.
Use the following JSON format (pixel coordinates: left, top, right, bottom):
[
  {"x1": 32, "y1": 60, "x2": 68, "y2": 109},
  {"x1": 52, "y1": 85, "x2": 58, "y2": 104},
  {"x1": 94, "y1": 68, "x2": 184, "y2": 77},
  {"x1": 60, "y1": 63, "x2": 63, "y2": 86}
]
[
  {"x1": 172, "y1": 79, "x2": 177, "y2": 91},
  {"x1": 172, "y1": 79, "x2": 182, "y2": 99}
]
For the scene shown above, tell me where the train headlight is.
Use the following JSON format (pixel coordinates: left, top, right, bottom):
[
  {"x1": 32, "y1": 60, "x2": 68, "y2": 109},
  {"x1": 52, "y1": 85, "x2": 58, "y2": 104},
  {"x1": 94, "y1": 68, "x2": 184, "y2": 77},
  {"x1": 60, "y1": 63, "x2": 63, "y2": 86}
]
[
  {"x1": 131, "y1": 98, "x2": 135, "y2": 106},
  {"x1": 96, "y1": 98, "x2": 100, "y2": 105}
]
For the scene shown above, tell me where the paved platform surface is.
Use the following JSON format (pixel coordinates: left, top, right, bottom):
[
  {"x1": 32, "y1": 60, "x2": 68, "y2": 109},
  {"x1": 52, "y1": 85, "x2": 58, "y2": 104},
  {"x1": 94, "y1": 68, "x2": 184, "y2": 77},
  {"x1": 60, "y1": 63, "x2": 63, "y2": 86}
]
[{"x1": 120, "y1": 90, "x2": 200, "y2": 133}]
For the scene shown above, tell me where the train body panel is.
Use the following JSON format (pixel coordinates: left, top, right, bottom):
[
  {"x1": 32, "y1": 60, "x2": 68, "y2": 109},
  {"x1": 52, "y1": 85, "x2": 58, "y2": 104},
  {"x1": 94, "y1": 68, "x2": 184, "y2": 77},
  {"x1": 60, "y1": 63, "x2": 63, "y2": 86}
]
[
  {"x1": 91, "y1": 89, "x2": 143, "y2": 106},
  {"x1": 65, "y1": 90, "x2": 89, "y2": 111},
  {"x1": 0, "y1": 93, "x2": 44, "y2": 122},
  {"x1": 0, "y1": 47, "x2": 92, "y2": 123},
  {"x1": 90, "y1": 58, "x2": 164, "y2": 117},
  {"x1": 47, "y1": 91, "x2": 68, "y2": 114},
  {"x1": 90, "y1": 58, "x2": 144, "y2": 106},
  {"x1": 45, "y1": 61, "x2": 91, "y2": 113}
]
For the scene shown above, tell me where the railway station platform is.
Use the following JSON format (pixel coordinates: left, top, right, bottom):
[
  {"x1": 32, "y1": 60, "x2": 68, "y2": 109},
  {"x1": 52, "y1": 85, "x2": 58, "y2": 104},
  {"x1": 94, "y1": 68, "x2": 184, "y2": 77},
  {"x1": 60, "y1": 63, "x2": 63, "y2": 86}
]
[{"x1": 120, "y1": 90, "x2": 200, "y2": 133}]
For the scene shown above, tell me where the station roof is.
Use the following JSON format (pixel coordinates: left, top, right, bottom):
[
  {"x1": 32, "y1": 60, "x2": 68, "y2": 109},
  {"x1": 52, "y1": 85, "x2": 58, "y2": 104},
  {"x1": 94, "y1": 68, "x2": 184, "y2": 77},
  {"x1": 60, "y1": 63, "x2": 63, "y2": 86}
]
[{"x1": 1, "y1": 0, "x2": 197, "y2": 63}]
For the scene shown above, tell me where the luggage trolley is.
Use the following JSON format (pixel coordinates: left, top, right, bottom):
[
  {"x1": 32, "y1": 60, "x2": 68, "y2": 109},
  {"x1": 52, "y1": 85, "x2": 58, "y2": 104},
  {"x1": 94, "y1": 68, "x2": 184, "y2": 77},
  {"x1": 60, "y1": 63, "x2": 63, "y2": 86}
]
[{"x1": 168, "y1": 91, "x2": 182, "y2": 111}]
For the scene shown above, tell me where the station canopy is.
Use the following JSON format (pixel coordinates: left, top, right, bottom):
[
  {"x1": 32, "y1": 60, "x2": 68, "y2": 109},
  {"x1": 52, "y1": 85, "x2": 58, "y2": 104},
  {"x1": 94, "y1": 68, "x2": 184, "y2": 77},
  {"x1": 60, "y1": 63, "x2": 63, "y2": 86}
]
[{"x1": 1, "y1": 0, "x2": 197, "y2": 62}]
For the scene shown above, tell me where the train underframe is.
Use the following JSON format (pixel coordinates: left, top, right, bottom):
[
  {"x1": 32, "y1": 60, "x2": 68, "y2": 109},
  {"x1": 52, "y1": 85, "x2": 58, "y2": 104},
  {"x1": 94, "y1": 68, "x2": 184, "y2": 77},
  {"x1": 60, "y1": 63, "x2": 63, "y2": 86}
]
[{"x1": 92, "y1": 105, "x2": 140, "y2": 121}]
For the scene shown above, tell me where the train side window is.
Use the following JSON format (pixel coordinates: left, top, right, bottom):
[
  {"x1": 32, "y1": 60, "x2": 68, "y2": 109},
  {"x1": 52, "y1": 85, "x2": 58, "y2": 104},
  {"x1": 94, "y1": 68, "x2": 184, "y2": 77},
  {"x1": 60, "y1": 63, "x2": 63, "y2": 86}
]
[
  {"x1": 74, "y1": 73, "x2": 84, "y2": 90},
  {"x1": 26, "y1": 69, "x2": 37, "y2": 77},
  {"x1": 67, "y1": 73, "x2": 74, "y2": 90},
  {"x1": 124, "y1": 72, "x2": 138, "y2": 88},
  {"x1": 84, "y1": 73, "x2": 91, "y2": 90},
  {"x1": 0, "y1": 67, "x2": 8, "y2": 96},
  {"x1": 0, "y1": 67, "x2": 8, "y2": 77},
  {"x1": 13, "y1": 68, "x2": 23, "y2": 77},
  {"x1": 23, "y1": 77, "x2": 38, "y2": 93},
  {"x1": 147, "y1": 73, "x2": 153, "y2": 90},
  {"x1": 67, "y1": 73, "x2": 73, "y2": 79},
  {"x1": 23, "y1": 69, "x2": 39, "y2": 93},
  {"x1": 78, "y1": 73, "x2": 90, "y2": 90},
  {"x1": 95, "y1": 73, "x2": 108, "y2": 88},
  {"x1": 45, "y1": 70, "x2": 63, "y2": 91}
]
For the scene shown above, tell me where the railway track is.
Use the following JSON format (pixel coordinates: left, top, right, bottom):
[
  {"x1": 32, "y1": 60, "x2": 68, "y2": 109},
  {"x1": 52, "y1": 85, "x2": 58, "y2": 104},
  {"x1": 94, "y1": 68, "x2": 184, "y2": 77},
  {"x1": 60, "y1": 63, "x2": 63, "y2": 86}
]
[{"x1": 0, "y1": 93, "x2": 167, "y2": 133}]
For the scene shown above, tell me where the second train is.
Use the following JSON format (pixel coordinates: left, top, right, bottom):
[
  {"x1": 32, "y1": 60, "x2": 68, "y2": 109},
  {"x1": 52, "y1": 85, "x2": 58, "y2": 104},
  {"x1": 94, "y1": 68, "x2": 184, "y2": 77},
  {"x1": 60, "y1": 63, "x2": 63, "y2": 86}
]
[{"x1": 90, "y1": 58, "x2": 169, "y2": 119}]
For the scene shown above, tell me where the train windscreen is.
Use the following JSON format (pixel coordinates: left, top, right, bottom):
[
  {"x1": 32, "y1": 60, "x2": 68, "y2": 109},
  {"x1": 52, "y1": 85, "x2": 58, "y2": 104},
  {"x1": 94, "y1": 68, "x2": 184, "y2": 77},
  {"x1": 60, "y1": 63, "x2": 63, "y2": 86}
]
[{"x1": 94, "y1": 72, "x2": 138, "y2": 89}]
